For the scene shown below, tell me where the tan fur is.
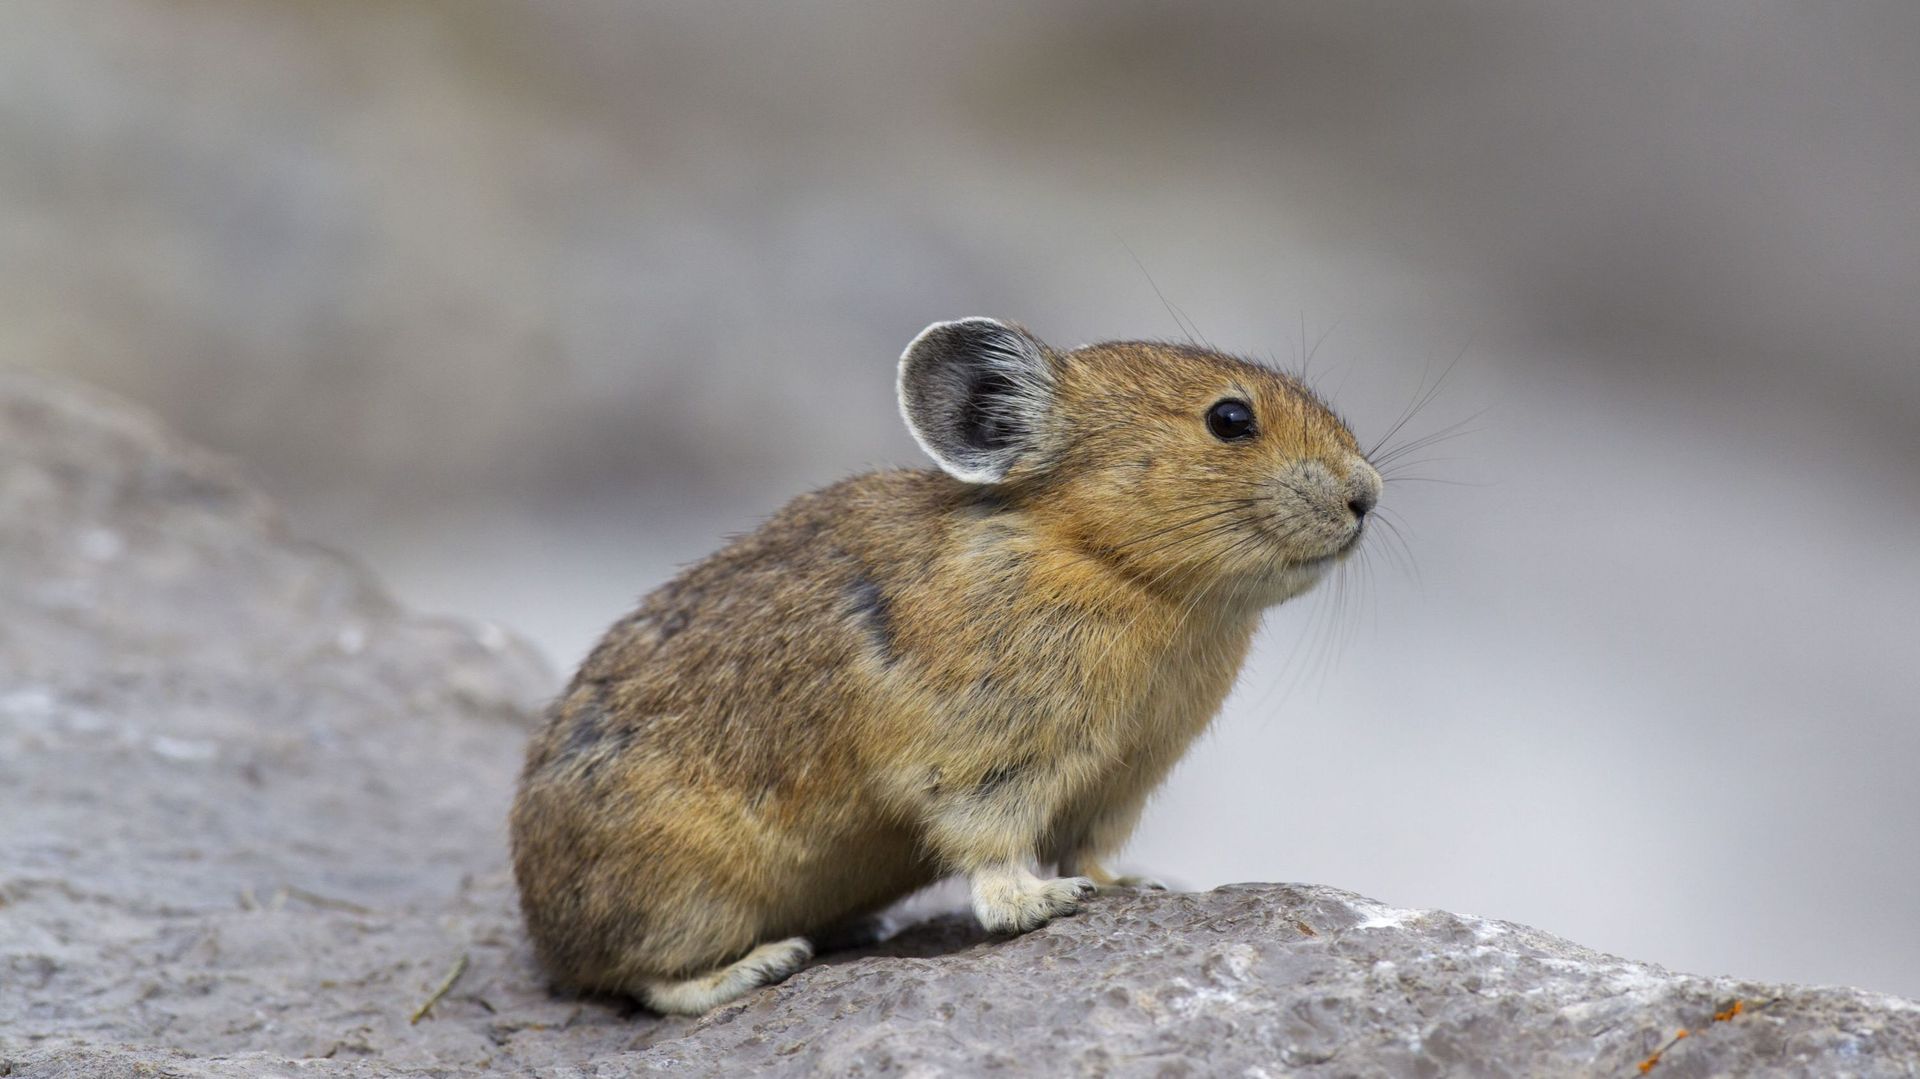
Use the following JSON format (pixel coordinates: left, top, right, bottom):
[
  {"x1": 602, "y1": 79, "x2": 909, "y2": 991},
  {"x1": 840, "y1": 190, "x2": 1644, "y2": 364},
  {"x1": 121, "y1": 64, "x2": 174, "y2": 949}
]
[{"x1": 509, "y1": 332, "x2": 1382, "y2": 1013}]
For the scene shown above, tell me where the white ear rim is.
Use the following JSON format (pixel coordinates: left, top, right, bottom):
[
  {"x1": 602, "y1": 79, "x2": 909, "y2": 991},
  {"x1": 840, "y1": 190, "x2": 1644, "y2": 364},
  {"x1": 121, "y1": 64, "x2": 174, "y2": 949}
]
[{"x1": 896, "y1": 317, "x2": 1049, "y2": 485}]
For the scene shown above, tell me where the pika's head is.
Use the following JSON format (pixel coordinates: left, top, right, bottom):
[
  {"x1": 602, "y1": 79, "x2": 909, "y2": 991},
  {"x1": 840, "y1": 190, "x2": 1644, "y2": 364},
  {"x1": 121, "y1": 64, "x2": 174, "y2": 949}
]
[{"x1": 900, "y1": 318, "x2": 1381, "y2": 605}]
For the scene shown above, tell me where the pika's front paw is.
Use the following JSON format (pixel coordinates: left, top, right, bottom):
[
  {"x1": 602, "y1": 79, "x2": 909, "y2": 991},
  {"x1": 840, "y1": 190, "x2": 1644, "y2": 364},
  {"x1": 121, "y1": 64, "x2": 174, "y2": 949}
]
[{"x1": 972, "y1": 873, "x2": 1095, "y2": 934}]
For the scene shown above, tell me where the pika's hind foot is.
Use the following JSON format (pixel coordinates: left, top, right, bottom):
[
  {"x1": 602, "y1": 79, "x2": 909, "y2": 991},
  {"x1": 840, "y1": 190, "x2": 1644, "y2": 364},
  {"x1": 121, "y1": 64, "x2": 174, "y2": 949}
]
[
  {"x1": 638, "y1": 937, "x2": 813, "y2": 1016},
  {"x1": 970, "y1": 864, "x2": 1095, "y2": 934}
]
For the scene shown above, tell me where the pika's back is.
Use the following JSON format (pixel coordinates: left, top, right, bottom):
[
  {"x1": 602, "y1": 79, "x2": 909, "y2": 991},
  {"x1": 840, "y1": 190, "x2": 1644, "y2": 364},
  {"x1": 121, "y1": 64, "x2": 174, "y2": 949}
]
[{"x1": 522, "y1": 469, "x2": 974, "y2": 777}]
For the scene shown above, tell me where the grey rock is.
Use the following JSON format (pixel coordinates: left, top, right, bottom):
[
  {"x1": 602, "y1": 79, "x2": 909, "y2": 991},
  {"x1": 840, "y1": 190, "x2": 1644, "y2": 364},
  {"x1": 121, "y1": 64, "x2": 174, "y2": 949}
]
[{"x1": 2, "y1": 368, "x2": 1917, "y2": 1078}]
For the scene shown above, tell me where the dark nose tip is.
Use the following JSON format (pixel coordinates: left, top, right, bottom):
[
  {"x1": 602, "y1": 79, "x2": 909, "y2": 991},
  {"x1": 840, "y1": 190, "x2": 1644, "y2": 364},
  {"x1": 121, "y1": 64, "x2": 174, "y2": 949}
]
[{"x1": 1347, "y1": 490, "x2": 1376, "y2": 521}]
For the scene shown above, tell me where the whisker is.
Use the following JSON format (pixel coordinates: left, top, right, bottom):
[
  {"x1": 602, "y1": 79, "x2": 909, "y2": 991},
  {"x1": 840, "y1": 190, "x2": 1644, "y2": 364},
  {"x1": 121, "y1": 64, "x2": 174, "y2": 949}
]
[
  {"x1": 1297, "y1": 559, "x2": 1342, "y2": 698},
  {"x1": 1128, "y1": 506, "x2": 1328, "y2": 568},
  {"x1": 1365, "y1": 348, "x2": 1460, "y2": 461},
  {"x1": 1372, "y1": 410, "x2": 1488, "y2": 468},
  {"x1": 1113, "y1": 503, "x2": 1274, "y2": 556},
  {"x1": 1269, "y1": 578, "x2": 1332, "y2": 709},
  {"x1": 1373, "y1": 505, "x2": 1418, "y2": 541},
  {"x1": 1103, "y1": 499, "x2": 1266, "y2": 551},
  {"x1": 1370, "y1": 515, "x2": 1421, "y2": 585},
  {"x1": 1105, "y1": 499, "x2": 1267, "y2": 541},
  {"x1": 1118, "y1": 238, "x2": 1199, "y2": 347},
  {"x1": 1304, "y1": 315, "x2": 1342, "y2": 377},
  {"x1": 1249, "y1": 506, "x2": 1355, "y2": 713},
  {"x1": 1378, "y1": 455, "x2": 1468, "y2": 475},
  {"x1": 1381, "y1": 475, "x2": 1492, "y2": 488}
]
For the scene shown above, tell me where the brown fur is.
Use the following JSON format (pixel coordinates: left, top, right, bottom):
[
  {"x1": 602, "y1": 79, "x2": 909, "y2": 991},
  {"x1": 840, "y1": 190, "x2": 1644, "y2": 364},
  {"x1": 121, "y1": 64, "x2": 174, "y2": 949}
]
[{"x1": 509, "y1": 331, "x2": 1381, "y2": 1012}]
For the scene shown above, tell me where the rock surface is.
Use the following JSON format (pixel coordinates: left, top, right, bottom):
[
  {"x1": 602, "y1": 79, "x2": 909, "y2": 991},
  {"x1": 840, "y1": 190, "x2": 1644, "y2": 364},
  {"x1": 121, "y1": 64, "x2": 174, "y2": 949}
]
[{"x1": 2, "y1": 368, "x2": 1917, "y2": 1078}]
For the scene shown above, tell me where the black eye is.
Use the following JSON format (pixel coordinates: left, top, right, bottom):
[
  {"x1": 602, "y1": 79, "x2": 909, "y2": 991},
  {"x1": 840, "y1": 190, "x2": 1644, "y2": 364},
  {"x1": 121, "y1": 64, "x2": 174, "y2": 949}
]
[{"x1": 1205, "y1": 399, "x2": 1255, "y2": 441}]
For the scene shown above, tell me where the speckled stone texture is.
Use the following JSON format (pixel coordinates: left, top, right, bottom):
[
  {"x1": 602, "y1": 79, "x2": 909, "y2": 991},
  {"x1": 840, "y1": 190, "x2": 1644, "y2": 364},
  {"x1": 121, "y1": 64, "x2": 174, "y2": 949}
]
[{"x1": 3, "y1": 369, "x2": 1918, "y2": 1078}]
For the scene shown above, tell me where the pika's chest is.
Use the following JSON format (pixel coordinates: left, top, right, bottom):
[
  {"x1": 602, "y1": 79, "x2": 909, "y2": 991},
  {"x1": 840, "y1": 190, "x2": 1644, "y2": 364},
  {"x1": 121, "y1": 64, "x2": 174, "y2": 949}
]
[
  {"x1": 1122, "y1": 615, "x2": 1257, "y2": 744},
  {"x1": 982, "y1": 601, "x2": 1257, "y2": 757}
]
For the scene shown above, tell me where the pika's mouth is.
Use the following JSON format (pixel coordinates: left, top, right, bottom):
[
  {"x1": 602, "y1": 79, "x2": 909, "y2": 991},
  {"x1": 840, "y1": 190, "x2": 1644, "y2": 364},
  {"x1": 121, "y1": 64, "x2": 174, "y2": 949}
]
[{"x1": 1285, "y1": 524, "x2": 1364, "y2": 571}]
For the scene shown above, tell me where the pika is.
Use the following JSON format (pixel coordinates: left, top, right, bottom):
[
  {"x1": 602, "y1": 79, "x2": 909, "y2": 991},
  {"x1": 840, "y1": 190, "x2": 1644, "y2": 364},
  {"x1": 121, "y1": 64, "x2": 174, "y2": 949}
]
[{"x1": 510, "y1": 318, "x2": 1382, "y2": 1014}]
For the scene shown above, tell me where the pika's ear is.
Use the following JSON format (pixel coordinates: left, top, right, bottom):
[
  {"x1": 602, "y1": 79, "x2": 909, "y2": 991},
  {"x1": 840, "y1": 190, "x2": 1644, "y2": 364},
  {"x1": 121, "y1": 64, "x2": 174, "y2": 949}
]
[{"x1": 897, "y1": 318, "x2": 1055, "y2": 484}]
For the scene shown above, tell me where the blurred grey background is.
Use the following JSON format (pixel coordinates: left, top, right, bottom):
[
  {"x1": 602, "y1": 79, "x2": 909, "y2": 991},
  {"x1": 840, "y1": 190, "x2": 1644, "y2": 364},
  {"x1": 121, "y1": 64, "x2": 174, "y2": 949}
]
[{"x1": 4, "y1": 1, "x2": 1917, "y2": 996}]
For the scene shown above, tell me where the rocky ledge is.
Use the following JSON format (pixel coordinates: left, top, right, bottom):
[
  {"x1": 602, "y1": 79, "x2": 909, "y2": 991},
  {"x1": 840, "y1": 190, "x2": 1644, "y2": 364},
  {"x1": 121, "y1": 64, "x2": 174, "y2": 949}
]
[{"x1": 1, "y1": 369, "x2": 1916, "y2": 1078}]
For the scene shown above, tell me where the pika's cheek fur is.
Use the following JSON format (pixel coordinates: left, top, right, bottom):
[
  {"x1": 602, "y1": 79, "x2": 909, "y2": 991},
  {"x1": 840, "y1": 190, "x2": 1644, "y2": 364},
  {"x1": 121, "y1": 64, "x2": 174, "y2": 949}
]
[{"x1": 509, "y1": 317, "x2": 1380, "y2": 1015}]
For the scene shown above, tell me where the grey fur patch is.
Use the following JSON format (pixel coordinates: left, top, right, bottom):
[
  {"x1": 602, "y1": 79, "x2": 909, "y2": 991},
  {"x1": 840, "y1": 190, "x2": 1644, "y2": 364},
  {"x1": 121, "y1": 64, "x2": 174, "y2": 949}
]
[
  {"x1": 655, "y1": 609, "x2": 691, "y2": 642},
  {"x1": 556, "y1": 689, "x2": 630, "y2": 777},
  {"x1": 965, "y1": 488, "x2": 1015, "y2": 519},
  {"x1": 846, "y1": 574, "x2": 898, "y2": 665},
  {"x1": 971, "y1": 758, "x2": 1032, "y2": 799}
]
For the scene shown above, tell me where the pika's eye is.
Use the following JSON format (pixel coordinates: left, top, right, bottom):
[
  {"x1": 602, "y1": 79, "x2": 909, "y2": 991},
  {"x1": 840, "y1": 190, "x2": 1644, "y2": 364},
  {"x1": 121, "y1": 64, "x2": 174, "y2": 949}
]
[{"x1": 1205, "y1": 399, "x2": 1256, "y2": 441}]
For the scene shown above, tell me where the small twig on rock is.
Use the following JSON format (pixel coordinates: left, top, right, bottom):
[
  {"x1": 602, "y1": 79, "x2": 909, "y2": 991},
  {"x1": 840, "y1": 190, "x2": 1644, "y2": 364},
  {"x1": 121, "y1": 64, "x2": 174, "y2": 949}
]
[
  {"x1": 1636, "y1": 997, "x2": 1779, "y2": 1073},
  {"x1": 410, "y1": 953, "x2": 470, "y2": 1025},
  {"x1": 284, "y1": 885, "x2": 375, "y2": 915}
]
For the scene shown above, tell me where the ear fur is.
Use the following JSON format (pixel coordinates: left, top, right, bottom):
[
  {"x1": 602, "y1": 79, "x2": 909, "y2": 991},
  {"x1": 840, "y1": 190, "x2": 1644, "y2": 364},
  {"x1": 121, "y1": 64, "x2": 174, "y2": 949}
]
[{"x1": 897, "y1": 318, "x2": 1055, "y2": 484}]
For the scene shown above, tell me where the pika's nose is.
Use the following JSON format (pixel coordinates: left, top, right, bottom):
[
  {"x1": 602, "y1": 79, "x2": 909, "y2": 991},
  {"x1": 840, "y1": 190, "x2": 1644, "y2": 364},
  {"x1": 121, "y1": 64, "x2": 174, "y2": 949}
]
[{"x1": 1344, "y1": 461, "x2": 1382, "y2": 523}]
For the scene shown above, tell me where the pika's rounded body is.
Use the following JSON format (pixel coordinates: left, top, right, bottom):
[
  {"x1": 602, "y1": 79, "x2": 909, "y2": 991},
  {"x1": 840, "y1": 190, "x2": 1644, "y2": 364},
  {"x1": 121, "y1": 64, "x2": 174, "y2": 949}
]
[{"x1": 511, "y1": 320, "x2": 1382, "y2": 1013}]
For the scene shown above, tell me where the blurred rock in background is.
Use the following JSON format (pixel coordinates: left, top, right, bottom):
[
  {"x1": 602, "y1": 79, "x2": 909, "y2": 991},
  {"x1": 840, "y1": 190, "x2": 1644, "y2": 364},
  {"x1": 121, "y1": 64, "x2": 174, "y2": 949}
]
[{"x1": 3, "y1": 1, "x2": 1916, "y2": 998}]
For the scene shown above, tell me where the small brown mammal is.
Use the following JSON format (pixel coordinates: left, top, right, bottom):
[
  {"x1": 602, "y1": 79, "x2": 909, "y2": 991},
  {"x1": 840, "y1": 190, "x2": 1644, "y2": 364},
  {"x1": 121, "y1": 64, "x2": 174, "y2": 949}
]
[{"x1": 510, "y1": 318, "x2": 1382, "y2": 1014}]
